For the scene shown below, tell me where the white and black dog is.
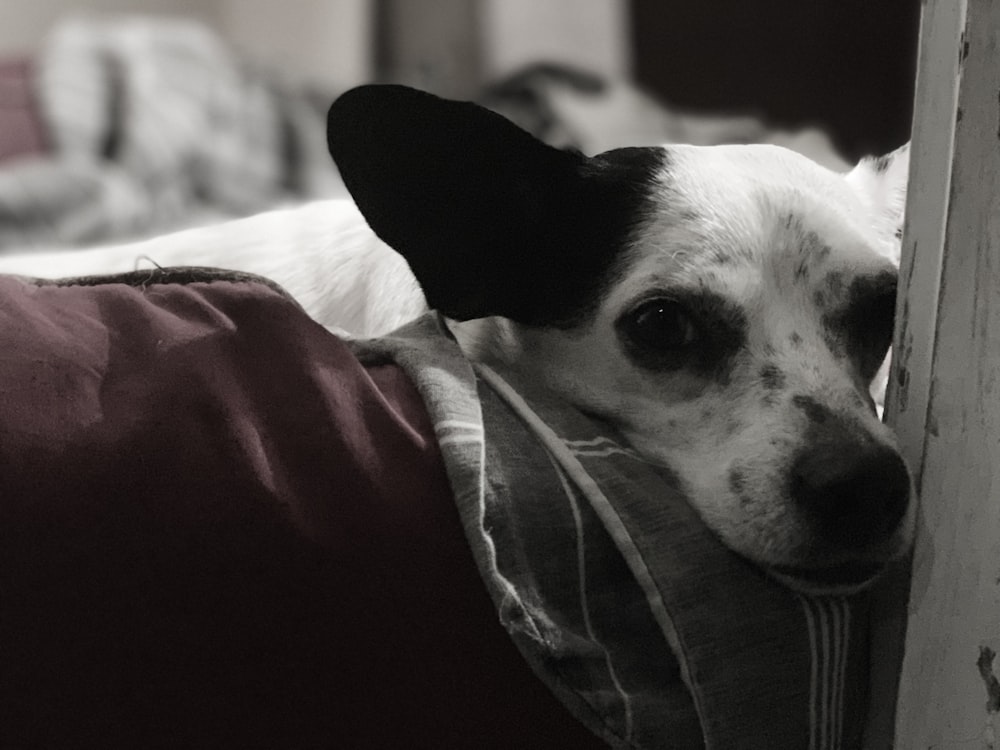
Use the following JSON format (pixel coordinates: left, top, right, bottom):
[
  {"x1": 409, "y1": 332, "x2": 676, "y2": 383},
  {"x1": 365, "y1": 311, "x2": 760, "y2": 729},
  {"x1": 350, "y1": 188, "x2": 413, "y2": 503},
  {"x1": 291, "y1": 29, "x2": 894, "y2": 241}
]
[{"x1": 0, "y1": 84, "x2": 913, "y2": 587}]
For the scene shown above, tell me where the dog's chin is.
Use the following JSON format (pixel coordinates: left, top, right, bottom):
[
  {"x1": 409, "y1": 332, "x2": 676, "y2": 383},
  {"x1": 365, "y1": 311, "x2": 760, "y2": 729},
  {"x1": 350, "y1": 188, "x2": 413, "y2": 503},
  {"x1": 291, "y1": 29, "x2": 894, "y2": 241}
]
[
  {"x1": 764, "y1": 560, "x2": 889, "y2": 596},
  {"x1": 761, "y1": 517, "x2": 915, "y2": 596}
]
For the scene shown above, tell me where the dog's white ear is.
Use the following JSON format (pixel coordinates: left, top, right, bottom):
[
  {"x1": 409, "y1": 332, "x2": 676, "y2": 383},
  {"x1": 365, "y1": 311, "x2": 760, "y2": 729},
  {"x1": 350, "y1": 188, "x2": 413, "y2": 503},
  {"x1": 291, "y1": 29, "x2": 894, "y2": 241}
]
[
  {"x1": 327, "y1": 84, "x2": 663, "y2": 325},
  {"x1": 844, "y1": 142, "x2": 909, "y2": 263}
]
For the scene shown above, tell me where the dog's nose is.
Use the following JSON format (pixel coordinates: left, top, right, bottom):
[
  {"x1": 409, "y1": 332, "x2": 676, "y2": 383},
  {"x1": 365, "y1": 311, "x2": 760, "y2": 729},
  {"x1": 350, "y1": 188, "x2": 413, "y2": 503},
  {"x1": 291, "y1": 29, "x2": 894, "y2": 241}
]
[{"x1": 790, "y1": 440, "x2": 910, "y2": 548}]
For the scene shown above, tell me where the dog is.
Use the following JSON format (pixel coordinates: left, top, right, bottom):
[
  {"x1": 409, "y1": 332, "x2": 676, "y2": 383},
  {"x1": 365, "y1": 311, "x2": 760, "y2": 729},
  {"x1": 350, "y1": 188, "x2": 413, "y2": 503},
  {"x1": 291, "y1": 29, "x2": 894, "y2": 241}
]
[{"x1": 0, "y1": 84, "x2": 913, "y2": 589}]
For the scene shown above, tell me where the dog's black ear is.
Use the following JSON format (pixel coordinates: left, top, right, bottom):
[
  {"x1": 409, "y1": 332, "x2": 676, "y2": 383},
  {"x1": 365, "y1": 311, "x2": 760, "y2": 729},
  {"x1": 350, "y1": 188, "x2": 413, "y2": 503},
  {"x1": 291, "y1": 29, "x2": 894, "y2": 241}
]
[{"x1": 327, "y1": 84, "x2": 663, "y2": 325}]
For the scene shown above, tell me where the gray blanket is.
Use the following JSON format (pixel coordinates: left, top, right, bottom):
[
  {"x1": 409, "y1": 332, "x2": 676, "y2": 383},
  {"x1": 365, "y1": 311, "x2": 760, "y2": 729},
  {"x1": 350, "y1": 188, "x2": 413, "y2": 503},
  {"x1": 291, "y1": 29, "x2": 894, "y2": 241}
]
[{"x1": 354, "y1": 314, "x2": 872, "y2": 750}]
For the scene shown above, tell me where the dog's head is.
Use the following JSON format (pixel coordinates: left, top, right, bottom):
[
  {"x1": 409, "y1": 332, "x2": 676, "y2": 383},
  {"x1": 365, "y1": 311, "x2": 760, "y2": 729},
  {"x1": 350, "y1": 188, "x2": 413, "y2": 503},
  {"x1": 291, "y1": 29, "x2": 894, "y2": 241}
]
[{"x1": 328, "y1": 85, "x2": 913, "y2": 592}]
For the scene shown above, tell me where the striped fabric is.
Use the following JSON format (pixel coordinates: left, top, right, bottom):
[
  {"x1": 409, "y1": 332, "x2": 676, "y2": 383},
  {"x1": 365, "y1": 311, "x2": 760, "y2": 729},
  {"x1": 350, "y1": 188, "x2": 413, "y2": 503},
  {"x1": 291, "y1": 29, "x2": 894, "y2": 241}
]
[
  {"x1": 354, "y1": 314, "x2": 871, "y2": 750},
  {"x1": 798, "y1": 596, "x2": 855, "y2": 750}
]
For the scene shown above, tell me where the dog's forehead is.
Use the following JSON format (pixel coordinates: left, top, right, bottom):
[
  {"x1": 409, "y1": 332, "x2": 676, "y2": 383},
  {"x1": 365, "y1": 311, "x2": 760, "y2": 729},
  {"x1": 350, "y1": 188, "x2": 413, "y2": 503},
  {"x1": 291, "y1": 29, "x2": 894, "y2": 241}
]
[
  {"x1": 619, "y1": 144, "x2": 891, "y2": 293},
  {"x1": 661, "y1": 143, "x2": 857, "y2": 204}
]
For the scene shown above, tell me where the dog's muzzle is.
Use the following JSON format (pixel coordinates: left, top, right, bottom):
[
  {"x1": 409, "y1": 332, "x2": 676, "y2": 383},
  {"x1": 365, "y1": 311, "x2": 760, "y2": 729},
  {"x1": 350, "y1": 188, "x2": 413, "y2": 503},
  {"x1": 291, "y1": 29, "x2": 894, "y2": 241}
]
[{"x1": 789, "y1": 440, "x2": 910, "y2": 549}]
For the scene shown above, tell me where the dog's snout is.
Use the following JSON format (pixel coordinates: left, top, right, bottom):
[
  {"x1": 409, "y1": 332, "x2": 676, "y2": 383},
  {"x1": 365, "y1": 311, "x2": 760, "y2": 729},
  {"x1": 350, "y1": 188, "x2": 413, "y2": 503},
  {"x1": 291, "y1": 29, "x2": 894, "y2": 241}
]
[{"x1": 790, "y1": 440, "x2": 910, "y2": 548}]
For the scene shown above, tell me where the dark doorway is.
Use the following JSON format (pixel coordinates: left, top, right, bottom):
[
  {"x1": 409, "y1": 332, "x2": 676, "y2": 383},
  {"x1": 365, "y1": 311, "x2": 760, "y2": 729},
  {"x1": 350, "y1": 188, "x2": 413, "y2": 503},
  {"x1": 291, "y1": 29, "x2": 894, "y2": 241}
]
[{"x1": 630, "y1": 0, "x2": 921, "y2": 160}]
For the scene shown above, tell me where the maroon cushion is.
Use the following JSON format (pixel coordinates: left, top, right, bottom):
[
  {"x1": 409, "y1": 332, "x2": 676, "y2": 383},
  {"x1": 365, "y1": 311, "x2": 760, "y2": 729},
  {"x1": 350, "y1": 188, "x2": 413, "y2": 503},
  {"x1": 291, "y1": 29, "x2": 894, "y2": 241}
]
[
  {"x1": 0, "y1": 60, "x2": 49, "y2": 162},
  {"x1": 0, "y1": 272, "x2": 606, "y2": 749}
]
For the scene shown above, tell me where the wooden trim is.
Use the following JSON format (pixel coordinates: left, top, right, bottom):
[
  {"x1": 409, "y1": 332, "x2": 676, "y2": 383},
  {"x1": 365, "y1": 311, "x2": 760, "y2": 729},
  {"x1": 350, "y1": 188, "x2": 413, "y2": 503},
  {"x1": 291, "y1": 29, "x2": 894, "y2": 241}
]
[
  {"x1": 867, "y1": 0, "x2": 1000, "y2": 746},
  {"x1": 863, "y1": 10, "x2": 965, "y2": 745}
]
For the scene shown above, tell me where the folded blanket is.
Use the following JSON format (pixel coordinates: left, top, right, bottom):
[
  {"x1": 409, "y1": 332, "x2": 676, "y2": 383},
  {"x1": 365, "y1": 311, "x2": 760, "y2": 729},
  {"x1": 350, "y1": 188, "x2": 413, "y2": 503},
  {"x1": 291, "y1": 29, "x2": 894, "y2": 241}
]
[
  {"x1": 0, "y1": 269, "x2": 871, "y2": 749},
  {"x1": 358, "y1": 316, "x2": 872, "y2": 750}
]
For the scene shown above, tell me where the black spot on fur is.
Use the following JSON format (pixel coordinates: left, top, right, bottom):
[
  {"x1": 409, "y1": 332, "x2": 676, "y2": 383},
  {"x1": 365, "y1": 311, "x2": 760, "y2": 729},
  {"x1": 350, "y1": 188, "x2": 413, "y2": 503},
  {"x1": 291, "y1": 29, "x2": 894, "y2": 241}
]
[
  {"x1": 711, "y1": 248, "x2": 736, "y2": 265},
  {"x1": 871, "y1": 153, "x2": 893, "y2": 174},
  {"x1": 800, "y1": 231, "x2": 832, "y2": 261},
  {"x1": 328, "y1": 84, "x2": 667, "y2": 327},
  {"x1": 810, "y1": 268, "x2": 848, "y2": 313},
  {"x1": 761, "y1": 363, "x2": 785, "y2": 388},
  {"x1": 822, "y1": 329, "x2": 848, "y2": 361},
  {"x1": 794, "y1": 257, "x2": 810, "y2": 282},
  {"x1": 760, "y1": 363, "x2": 786, "y2": 405},
  {"x1": 728, "y1": 466, "x2": 754, "y2": 507},
  {"x1": 789, "y1": 331, "x2": 803, "y2": 347},
  {"x1": 792, "y1": 394, "x2": 831, "y2": 425},
  {"x1": 729, "y1": 467, "x2": 747, "y2": 494},
  {"x1": 808, "y1": 234, "x2": 832, "y2": 263},
  {"x1": 725, "y1": 414, "x2": 743, "y2": 436},
  {"x1": 791, "y1": 229, "x2": 832, "y2": 283},
  {"x1": 824, "y1": 270, "x2": 846, "y2": 298}
]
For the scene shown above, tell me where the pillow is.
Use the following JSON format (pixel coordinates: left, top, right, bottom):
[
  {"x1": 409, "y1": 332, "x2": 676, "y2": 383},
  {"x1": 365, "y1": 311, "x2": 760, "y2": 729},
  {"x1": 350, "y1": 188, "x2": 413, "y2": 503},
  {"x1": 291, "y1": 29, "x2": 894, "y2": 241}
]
[
  {"x1": 0, "y1": 269, "x2": 605, "y2": 749},
  {"x1": 0, "y1": 268, "x2": 873, "y2": 748}
]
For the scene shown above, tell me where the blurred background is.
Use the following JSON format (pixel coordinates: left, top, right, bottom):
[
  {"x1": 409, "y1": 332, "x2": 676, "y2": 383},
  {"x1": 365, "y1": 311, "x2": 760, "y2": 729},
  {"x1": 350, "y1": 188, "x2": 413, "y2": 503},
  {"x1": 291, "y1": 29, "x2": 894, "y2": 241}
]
[{"x1": 0, "y1": 0, "x2": 919, "y2": 253}]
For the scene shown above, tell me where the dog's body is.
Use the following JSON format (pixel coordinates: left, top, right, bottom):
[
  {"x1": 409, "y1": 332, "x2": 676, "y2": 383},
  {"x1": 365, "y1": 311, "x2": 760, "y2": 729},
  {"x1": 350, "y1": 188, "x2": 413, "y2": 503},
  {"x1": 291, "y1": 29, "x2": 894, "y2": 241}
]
[
  {"x1": 0, "y1": 200, "x2": 428, "y2": 338},
  {"x1": 0, "y1": 85, "x2": 912, "y2": 590}
]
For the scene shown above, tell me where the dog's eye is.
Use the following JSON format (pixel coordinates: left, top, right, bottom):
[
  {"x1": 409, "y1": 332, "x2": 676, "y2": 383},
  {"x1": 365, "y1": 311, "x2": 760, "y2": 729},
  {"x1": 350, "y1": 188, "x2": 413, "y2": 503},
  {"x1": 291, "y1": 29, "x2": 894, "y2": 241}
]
[
  {"x1": 616, "y1": 290, "x2": 746, "y2": 376},
  {"x1": 620, "y1": 299, "x2": 701, "y2": 352}
]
